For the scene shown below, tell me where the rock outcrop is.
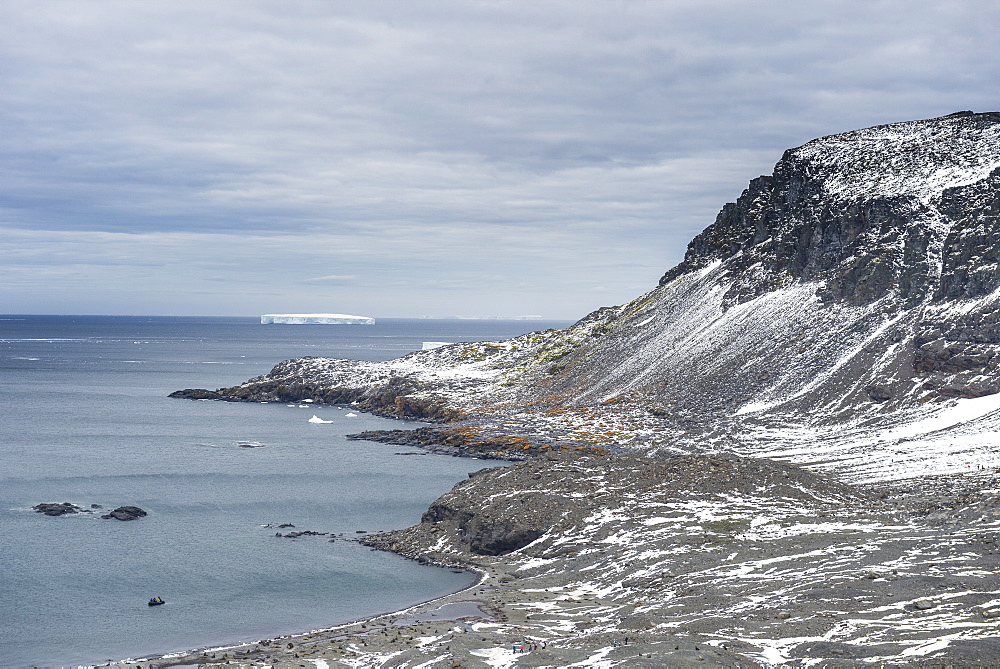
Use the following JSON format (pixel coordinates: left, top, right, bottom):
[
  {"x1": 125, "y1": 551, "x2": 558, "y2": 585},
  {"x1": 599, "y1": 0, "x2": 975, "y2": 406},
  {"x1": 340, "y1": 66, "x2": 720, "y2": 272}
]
[
  {"x1": 100, "y1": 506, "x2": 147, "y2": 521},
  {"x1": 33, "y1": 502, "x2": 146, "y2": 521},
  {"x1": 33, "y1": 502, "x2": 87, "y2": 516}
]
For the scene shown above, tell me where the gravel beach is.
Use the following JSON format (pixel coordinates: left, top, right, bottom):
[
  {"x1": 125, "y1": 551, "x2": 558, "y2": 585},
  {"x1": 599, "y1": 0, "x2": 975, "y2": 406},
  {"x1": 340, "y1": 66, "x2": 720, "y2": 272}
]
[{"x1": 110, "y1": 451, "x2": 1000, "y2": 668}]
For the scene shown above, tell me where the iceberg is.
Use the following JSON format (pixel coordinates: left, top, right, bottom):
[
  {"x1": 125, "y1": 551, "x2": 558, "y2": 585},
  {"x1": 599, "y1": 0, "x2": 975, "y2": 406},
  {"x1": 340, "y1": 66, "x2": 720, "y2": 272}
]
[
  {"x1": 261, "y1": 313, "x2": 374, "y2": 325},
  {"x1": 308, "y1": 415, "x2": 333, "y2": 423}
]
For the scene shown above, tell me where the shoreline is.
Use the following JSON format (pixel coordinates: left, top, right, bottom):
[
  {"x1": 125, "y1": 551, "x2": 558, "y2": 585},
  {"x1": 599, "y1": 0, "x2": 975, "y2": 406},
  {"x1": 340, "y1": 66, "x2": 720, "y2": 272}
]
[
  {"x1": 93, "y1": 410, "x2": 520, "y2": 669},
  {"x1": 110, "y1": 454, "x2": 1000, "y2": 668},
  {"x1": 106, "y1": 552, "x2": 499, "y2": 668}
]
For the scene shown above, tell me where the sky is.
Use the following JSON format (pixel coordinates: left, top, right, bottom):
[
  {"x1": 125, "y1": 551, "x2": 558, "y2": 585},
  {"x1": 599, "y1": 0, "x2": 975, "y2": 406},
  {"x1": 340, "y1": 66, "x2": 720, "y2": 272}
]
[{"x1": 2, "y1": 1, "x2": 998, "y2": 319}]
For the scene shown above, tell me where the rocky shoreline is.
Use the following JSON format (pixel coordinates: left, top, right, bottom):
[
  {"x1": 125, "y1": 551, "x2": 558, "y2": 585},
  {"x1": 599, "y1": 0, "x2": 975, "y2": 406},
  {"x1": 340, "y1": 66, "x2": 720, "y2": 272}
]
[
  {"x1": 111, "y1": 451, "x2": 1000, "y2": 668},
  {"x1": 346, "y1": 426, "x2": 609, "y2": 460}
]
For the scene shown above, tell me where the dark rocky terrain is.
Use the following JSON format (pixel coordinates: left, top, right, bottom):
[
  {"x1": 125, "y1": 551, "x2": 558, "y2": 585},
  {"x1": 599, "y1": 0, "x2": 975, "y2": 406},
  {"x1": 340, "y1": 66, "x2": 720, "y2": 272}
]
[{"x1": 158, "y1": 112, "x2": 1000, "y2": 667}]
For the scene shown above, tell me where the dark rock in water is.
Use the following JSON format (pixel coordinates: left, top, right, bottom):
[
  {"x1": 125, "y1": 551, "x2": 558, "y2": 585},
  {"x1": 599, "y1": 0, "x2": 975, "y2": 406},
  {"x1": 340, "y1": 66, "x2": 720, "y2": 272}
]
[
  {"x1": 277, "y1": 529, "x2": 328, "y2": 539},
  {"x1": 100, "y1": 506, "x2": 147, "y2": 521},
  {"x1": 168, "y1": 388, "x2": 225, "y2": 400},
  {"x1": 33, "y1": 502, "x2": 87, "y2": 516}
]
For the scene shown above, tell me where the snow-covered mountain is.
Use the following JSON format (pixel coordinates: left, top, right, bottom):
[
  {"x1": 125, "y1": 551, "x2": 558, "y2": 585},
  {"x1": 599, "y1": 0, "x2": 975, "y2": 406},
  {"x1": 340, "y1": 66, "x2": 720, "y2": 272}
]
[{"x1": 174, "y1": 111, "x2": 1000, "y2": 482}]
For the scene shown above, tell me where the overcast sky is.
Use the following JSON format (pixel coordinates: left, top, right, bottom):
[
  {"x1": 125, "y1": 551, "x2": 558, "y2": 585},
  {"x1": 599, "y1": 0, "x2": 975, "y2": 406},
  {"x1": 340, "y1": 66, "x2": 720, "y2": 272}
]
[{"x1": 2, "y1": 1, "x2": 997, "y2": 319}]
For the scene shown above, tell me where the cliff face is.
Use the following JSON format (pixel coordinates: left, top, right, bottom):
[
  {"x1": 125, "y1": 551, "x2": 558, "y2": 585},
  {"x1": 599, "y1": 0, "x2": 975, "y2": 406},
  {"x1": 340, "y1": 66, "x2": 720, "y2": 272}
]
[
  {"x1": 663, "y1": 111, "x2": 1000, "y2": 307},
  {"x1": 174, "y1": 112, "x2": 1000, "y2": 480},
  {"x1": 526, "y1": 113, "x2": 1000, "y2": 436}
]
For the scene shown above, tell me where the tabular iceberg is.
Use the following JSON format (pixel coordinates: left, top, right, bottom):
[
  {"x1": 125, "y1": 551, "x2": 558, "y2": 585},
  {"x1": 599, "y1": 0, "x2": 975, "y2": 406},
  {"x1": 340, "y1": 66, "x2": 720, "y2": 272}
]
[{"x1": 260, "y1": 314, "x2": 374, "y2": 325}]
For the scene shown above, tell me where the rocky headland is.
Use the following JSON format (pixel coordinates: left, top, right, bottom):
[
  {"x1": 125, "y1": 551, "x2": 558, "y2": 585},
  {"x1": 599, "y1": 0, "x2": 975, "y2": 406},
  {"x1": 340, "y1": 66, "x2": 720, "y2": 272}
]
[{"x1": 162, "y1": 112, "x2": 1000, "y2": 667}]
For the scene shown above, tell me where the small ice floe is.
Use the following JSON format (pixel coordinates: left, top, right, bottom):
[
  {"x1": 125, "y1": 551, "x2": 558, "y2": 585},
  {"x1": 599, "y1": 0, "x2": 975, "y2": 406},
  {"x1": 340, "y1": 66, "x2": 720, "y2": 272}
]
[
  {"x1": 308, "y1": 415, "x2": 333, "y2": 424},
  {"x1": 344, "y1": 412, "x2": 358, "y2": 417}
]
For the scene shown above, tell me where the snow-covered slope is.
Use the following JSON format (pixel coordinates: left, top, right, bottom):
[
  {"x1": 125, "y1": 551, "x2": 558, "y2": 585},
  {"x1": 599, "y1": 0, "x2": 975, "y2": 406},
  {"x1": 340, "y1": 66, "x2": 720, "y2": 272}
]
[{"x1": 174, "y1": 112, "x2": 1000, "y2": 481}]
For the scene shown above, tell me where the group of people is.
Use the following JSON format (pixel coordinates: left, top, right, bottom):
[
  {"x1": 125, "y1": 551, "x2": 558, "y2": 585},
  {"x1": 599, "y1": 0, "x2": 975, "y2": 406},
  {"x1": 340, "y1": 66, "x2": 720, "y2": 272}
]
[{"x1": 148, "y1": 596, "x2": 164, "y2": 605}]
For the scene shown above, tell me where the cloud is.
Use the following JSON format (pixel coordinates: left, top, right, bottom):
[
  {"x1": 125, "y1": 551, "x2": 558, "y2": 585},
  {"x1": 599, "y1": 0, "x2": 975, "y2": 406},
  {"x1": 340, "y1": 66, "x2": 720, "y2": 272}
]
[
  {"x1": 301, "y1": 275, "x2": 358, "y2": 284},
  {"x1": 1, "y1": 0, "x2": 998, "y2": 316}
]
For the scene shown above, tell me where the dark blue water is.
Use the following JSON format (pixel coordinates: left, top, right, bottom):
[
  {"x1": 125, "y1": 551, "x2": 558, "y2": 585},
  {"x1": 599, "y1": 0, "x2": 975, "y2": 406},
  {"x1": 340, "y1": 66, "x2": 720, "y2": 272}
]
[{"x1": 0, "y1": 316, "x2": 569, "y2": 666}]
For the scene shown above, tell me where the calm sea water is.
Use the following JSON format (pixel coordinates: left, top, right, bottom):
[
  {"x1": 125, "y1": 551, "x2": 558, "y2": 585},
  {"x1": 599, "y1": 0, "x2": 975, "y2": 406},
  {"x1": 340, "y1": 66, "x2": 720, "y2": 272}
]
[{"x1": 0, "y1": 316, "x2": 569, "y2": 666}]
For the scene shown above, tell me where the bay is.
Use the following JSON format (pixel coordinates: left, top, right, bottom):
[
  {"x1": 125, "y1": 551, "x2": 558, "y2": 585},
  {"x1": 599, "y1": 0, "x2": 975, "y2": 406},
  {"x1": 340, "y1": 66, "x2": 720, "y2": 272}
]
[{"x1": 0, "y1": 316, "x2": 569, "y2": 666}]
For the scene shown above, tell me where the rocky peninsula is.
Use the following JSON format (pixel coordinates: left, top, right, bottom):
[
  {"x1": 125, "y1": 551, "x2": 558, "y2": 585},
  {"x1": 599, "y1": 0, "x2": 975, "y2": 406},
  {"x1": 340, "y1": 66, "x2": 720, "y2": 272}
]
[{"x1": 158, "y1": 112, "x2": 1000, "y2": 667}]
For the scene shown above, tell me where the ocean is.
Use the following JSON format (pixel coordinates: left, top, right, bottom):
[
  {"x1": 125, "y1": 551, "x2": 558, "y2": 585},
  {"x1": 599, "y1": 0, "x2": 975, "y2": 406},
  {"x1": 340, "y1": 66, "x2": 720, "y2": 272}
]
[{"x1": 0, "y1": 315, "x2": 569, "y2": 666}]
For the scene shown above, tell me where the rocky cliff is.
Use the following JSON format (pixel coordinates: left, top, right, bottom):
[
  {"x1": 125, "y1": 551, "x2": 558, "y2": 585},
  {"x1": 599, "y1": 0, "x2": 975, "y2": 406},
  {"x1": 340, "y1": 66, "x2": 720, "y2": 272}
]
[{"x1": 173, "y1": 111, "x2": 1000, "y2": 481}]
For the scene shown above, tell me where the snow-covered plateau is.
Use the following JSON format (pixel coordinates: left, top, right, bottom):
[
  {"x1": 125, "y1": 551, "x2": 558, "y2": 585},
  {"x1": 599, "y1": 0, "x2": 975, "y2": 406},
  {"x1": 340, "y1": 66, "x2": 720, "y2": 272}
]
[{"x1": 168, "y1": 112, "x2": 1000, "y2": 667}]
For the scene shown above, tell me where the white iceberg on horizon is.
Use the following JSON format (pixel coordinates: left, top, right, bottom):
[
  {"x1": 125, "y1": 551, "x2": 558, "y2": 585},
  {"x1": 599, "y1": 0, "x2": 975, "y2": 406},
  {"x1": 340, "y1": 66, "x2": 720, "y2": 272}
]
[
  {"x1": 307, "y1": 415, "x2": 333, "y2": 424},
  {"x1": 261, "y1": 313, "x2": 374, "y2": 325}
]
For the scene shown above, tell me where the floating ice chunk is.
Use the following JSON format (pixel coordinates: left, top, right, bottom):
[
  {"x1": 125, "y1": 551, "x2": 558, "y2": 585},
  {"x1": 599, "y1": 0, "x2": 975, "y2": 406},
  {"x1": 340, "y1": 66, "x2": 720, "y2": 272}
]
[
  {"x1": 345, "y1": 412, "x2": 358, "y2": 417},
  {"x1": 261, "y1": 313, "x2": 374, "y2": 325},
  {"x1": 308, "y1": 415, "x2": 333, "y2": 424}
]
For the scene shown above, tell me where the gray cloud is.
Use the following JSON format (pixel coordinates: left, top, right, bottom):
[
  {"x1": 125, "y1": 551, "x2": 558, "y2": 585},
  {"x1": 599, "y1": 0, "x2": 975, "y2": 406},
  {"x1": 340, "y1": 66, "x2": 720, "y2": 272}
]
[{"x1": 2, "y1": 0, "x2": 998, "y2": 317}]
